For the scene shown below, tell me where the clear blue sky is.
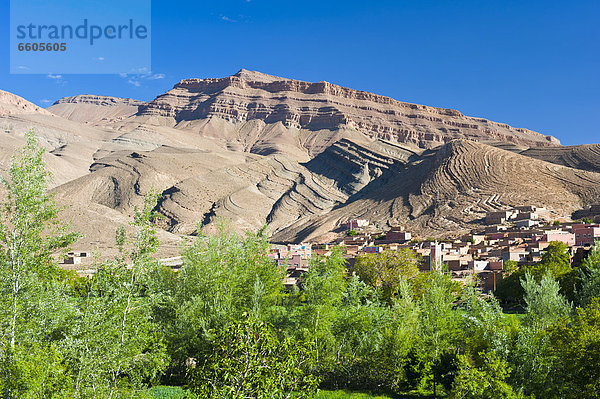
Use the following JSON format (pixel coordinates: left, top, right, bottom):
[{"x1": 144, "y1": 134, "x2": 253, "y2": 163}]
[{"x1": 1, "y1": 0, "x2": 598, "y2": 145}]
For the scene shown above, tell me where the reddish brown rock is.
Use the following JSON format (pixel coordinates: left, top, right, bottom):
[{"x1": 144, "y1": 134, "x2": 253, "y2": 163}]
[{"x1": 136, "y1": 69, "x2": 560, "y2": 149}]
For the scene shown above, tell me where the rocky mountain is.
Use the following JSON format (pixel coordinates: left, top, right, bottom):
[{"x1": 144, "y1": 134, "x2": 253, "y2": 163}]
[
  {"x1": 0, "y1": 89, "x2": 52, "y2": 116},
  {"x1": 132, "y1": 69, "x2": 559, "y2": 149},
  {"x1": 49, "y1": 95, "x2": 143, "y2": 125},
  {"x1": 0, "y1": 70, "x2": 598, "y2": 258},
  {"x1": 49, "y1": 69, "x2": 560, "y2": 161}
]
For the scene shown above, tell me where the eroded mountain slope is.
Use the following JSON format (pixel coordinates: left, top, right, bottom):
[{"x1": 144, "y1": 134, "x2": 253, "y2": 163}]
[
  {"x1": 518, "y1": 144, "x2": 600, "y2": 173},
  {"x1": 271, "y1": 140, "x2": 600, "y2": 242},
  {"x1": 2, "y1": 76, "x2": 597, "y2": 258},
  {"x1": 133, "y1": 69, "x2": 559, "y2": 149},
  {"x1": 0, "y1": 91, "x2": 120, "y2": 187},
  {"x1": 48, "y1": 95, "x2": 143, "y2": 125}
]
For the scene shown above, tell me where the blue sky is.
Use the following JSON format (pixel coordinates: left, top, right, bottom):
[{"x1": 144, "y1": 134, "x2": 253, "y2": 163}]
[{"x1": 1, "y1": 0, "x2": 598, "y2": 145}]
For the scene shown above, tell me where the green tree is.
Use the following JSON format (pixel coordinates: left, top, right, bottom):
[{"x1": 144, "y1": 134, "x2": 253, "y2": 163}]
[
  {"x1": 387, "y1": 279, "x2": 422, "y2": 391},
  {"x1": 576, "y1": 241, "x2": 600, "y2": 307},
  {"x1": 353, "y1": 249, "x2": 421, "y2": 303},
  {"x1": 549, "y1": 299, "x2": 600, "y2": 398},
  {"x1": 293, "y1": 248, "x2": 347, "y2": 367},
  {"x1": 460, "y1": 287, "x2": 513, "y2": 359},
  {"x1": 522, "y1": 272, "x2": 571, "y2": 330},
  {"x1": 188, "y1": 317, "x2": 319, "y2": 398},
  {"x1": 0, "y1": 131, "x2": 79, "y2": 398},
  {"x1": 508, "y1": 273, "x2": 570, "y2": 397},
  {"x1": 451, "y1": 352, "x2": 527, "y2": 399},
  {"x1": 0, "y1": 131, "x2": 78, "y2": 348},
  {"x1": 324, "y1": 275, "x2": 398, "y2": 392},
  {"x1": 173, "y1": 224, "x2": 285, "y2": 371},
  {"x1": 417, "y1": 271, "x2": 460, "y2": 397},
  {"x1": 529, "y1": 241, "x2": 572, "y2": 283},
  {"x1": 496, "y1": 242, "x2": 572, "y2": 305},
  {"x1": 65, "y1": 192, "x2": 169, "y2": 398},
  {"x1": 503, "y1": 260, "x2": 518, "y2": 275}
]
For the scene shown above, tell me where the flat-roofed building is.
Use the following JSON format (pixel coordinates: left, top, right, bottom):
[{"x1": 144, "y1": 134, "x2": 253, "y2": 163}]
[
  {"x1": 574, "y1": 224, "x2": 600, "y2": 246},
  {"x1": 542, "y1": 231, "x2": 576, "y2": 246}
]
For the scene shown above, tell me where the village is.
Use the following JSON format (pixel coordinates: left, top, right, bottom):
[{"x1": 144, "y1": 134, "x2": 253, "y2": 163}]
[
  {"x1": 269, "y1": 204, "x2": 600, "y2": 292},
  {"x1": 58, "y1": 203, "x2": 600, "y2": 293}
]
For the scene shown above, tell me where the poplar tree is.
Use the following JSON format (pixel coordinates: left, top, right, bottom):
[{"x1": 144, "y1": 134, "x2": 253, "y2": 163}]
[{"x1": 0, "y1": 130, "x2": 79, "y2": 398}]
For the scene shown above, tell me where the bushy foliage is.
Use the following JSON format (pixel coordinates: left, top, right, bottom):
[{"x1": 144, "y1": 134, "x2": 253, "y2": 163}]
[
  {"x1": 548, "y1": 298, "x2": 600, "y2": 399},
  {"x1": 4, "y1": 132, "x2": 600, "y2": 398},
  {"x1": 496, "y1": 241, "x2": 572, "y2": 304},
  {"x1": 352, "y1": 249, "x2": 420, "y2": 303},
  {"x1": 451, "y1": 352, "x2": 528, "y2": 399},
  {"x1": 507, "y1": 272, "x2": 570, "y2": 396},
  {"x1": 576, "y1": 241, "x2": 600, "y2": 307},
  {"x1": 170, "y1": 225, "x2": 285, "y2": 371},
  {"x1": 188, "y1": 317, "x2": 319, "y2": 398}
]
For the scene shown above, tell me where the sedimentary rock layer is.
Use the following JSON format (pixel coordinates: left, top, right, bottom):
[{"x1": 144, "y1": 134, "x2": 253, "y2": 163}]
[{"x1": 134, "y1": 69, "x2": 559, "y2": 149}]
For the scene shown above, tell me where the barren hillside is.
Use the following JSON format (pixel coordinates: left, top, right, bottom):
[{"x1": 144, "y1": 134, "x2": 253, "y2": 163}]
[
  {"x1": 271, "y1": 139, "x2": 600, "y2": 242},
  {"x1": 518, "y1": 144, "x2": 600, "y2": 173},
  {"x1": 49, "y1": 95, "x2": 143, "y2": 125},
  {"x1": 1, "y1": 73, "x2": 598, "y2": 258},
  {"x1": 0, "y1": 91, "x2": 120, "y2": 187}
]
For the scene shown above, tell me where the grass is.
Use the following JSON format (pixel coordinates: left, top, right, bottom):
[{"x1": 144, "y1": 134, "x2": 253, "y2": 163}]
[
  {"x1": 316, "y1": 391, "x2": 394, "y2": 398},
  {"x1": 146, "y1": 386, "x2": 434, "y2": 399},
  {"x1": 147, "y1": 386, "x2": 188, "y2": 399}
]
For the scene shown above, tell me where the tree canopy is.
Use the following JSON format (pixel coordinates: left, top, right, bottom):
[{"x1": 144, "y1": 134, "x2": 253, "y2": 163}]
[{"x1": 2, "y1": 132, "x2": 600, "y2": 398}]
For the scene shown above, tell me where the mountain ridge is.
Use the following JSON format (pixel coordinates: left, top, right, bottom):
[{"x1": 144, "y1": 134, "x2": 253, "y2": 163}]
[
  {"x1": 49, "y1": 69, "x2": 560, "y2": 151},
  {"x1": 1, "y1": 73, "x2": 598, "y2": 256}
]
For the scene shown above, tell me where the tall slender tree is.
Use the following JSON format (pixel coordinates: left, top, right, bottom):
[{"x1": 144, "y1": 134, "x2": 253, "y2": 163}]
[{"x1": 0, "y1": 130, "x2": 79, "y2": 398}]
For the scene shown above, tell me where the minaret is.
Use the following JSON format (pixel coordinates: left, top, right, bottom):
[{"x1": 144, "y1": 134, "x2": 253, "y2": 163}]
[{"x1": 430, "y1": 241, "x2": 441, "y2": 271}]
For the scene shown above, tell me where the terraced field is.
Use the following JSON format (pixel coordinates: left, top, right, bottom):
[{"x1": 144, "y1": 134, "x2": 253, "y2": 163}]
[
  {"x1": 40, "y1": 134, "x2": 600, "y2": 247},
  {"x1": 271, "y1": 139, "x2": 600, "y2": 242},
  {"x1": 519, "y1": 143, "x2": 600, "y2": 173}
]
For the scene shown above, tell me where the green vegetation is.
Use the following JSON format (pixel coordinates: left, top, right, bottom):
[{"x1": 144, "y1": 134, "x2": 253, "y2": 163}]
[
  {"x1": 1, "y1": 132, "x2": 600, "y2": 398},
  {"x1": 147, "y1": 388, "x2": 395, "y2": 399},
  {"x1": 496, "y1": 241, "x2": 573, "y2": 304},
  {"x1": 352, "y1": 249, "x2": 420, "y2": 302},
  {"x1": 188, "y1": 318, "x2": 319, "y2": 398},
  {"x1": 315, "y1": 391, "x2": 394, "y2": 398},
  {"x1": 147, "y1": 386, "x2": 188, "y2": 399},
  {"x1": 347, "y1": 230, "x2": 358, "y2": 237},
  {"x1": 577, "y1": 242, "x2": 600, "y2": 306}
]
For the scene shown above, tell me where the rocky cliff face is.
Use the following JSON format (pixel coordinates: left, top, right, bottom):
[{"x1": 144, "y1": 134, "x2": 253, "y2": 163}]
[
  {"x1": 53, "y1": 95, "x2": 144, "y2": 107},
  {"x1": 136, "y1": 69, "x2": 560, "y2": 149},
  {"x1": 49, "y1": 95, "x2": 143, "y2": 124}
]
